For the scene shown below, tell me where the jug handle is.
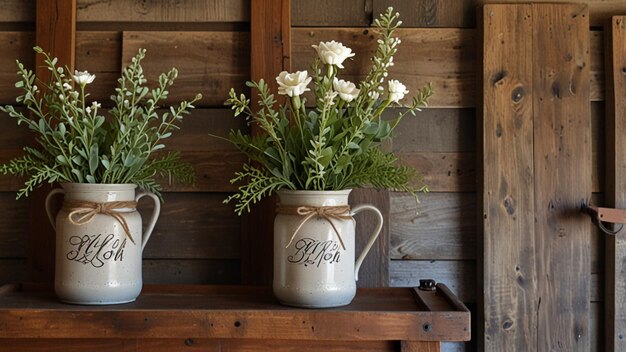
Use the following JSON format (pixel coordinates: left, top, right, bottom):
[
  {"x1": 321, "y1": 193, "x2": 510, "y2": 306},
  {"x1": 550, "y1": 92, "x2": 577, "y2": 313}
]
[
  {"x1": 45, "y1": 188, "x2": 66, "y2": 229},
  {"x1": 351, "y1": 204, "x2": 384, "y2": 281},
  {"x1": 135, "y1": 190, "x2": 161, "y2": 251}
]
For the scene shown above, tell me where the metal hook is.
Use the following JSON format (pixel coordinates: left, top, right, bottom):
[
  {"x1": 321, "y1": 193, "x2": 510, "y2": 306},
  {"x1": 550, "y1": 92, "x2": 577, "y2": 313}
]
[{"x1": 581, "y1": 203, "x2": 625, "y2": 236}]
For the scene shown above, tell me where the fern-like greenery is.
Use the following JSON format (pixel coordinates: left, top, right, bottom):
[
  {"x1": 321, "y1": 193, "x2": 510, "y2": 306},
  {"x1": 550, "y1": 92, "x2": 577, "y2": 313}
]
[
  {"x1": 0, "y1": 47, "x2": 201, "y2": 199},
  {"x1": 222, "y1": 8, "x2": 434, "y2": 214}
]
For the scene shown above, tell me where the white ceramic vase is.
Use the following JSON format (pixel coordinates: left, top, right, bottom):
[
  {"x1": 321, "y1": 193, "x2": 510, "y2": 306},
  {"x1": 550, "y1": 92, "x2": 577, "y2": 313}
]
[
  {"x1": 273, "y1": 189, "x2": 383, "y2": 308},
  {"x1": 45, "y1": 183, "x2": 160, "y2": 305}
]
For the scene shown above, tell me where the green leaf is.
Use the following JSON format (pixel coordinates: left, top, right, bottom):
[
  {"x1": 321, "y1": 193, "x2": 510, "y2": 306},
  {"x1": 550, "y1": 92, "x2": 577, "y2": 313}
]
[
  {"x1": 346, "y1": 142, "x2": 360, "y2": 150},
  {"x1": 56, "y1": 155, "x2": 68, "y2": 165},
  {"x1": 89, "y1": 144, "x2": 99, "y2": 175}
]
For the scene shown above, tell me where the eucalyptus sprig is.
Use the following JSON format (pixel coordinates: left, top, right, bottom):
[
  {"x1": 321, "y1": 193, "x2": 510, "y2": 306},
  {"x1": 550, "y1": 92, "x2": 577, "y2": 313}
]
[
  {"x1": 223, "y1": 7, "x2": 434, "y2": 215},
  {"x1": 0, "y1": 47, "x2": 201, "y2": 199}
]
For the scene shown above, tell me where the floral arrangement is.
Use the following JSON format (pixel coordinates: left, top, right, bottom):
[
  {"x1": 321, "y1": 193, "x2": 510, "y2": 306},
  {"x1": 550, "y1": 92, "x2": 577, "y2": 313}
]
[
  {"x1": 223, "y1": 8, "x2": 433, "y2": 214},
  {"x1": 0, "y1": 47, "x2": 201, "y2": 199}
]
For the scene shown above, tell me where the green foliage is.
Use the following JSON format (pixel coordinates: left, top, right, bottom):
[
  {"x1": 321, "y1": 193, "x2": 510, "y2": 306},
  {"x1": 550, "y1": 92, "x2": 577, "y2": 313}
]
[
  {"x1": 223, "y1": 8, "x2": 434, "y2": 214},
  {"x1": 0, "y1": 47, "x2": 202, "y2": 199}
]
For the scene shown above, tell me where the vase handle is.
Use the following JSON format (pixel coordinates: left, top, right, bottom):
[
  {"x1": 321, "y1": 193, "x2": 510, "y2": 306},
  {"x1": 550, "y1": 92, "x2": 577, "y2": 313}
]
[
  {"x1": 45, "y1": 188, "x2": 65, "y2": 230},
  {"x1": 351, "y1": 204, "x2": 384, "y2": 281},
  {"x1": 135, "y1": 191, "x2": 161, "y2": 251}
]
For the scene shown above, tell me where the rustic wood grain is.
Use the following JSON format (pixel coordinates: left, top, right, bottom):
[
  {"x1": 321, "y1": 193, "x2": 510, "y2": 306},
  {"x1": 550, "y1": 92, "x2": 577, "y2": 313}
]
[
  {"x1": 0, "y1": 193, "x2": 28, "y2": 258},
  {"x1": 0, "y1": 0, "x2": 34, "y2": 22},
  {"x1": 479, "y1": 4, "x2": 536, "y2": 351},
  {"x1": 139, "y1": 338, "x2": 394, "y2": 352},
  {"x1": 390, "y1": 108, "x2": 475, "y2": 153},
  {"x1": 292, "y1": 27, "x2": 475, "y2": 108},
  {"x1": 75, "y1": 31, "x2": 121, "y2": 105},
  {"x1": 401, "y1": 341, "x2": 441, "y2": 352},
  {"x1": 399, "y1": 152, "x2": 476, "y2": 192},
  {"x1": 122, "y1": 31, "x2": 250, "y2": 108},
  {"x1": 292, "y1": 28, "x2": 604, "y2": 108},
  {"x1": 292, "y1": 0, "x2": 372, "y2": 27},
  {"x1": 0, "y1": 286, "x2": 470, "y2": 342},
  {"x1": 374, "y1": 0, "x2": 474, "y2": 28},
  {"x1": 390, "y1": 260, "x2": 475, "y2": 303},
  {"x1": 0, "y1": 258, "x2": 27, "y2": 284},
  {"x1": 533, "y1": 4, "x2": 591, "y2": 351},
  {"x1": 369, "y1": 0, "x2": 626, "y2": 28},
  {"x1": 0, "y1": 32, "x2": 35, "y2": 104},
  {"x1": 390, "y1": 192, "x2": 476, "y2": 260},
  {"x1": 242, "y1": 0, "x2": 290, "y2": 285},
  {"x1": 30, "y1": 0, "x2": 76, "y2": 284},
  {"x1": 77, "y1": 0, "x2": 249, "y2": 22},
  {"x1": 142, "y1": 259, "x2": 240, "y2": 285},
  {"x1": 138, "y1": 193, "x2": 240, "y2": 260},
  {"x1": 603, "y1": 15, "x2": 626, "y2": 352},
  {"x1": 0, "y1": 339, "x2": 137, "y2": 352},
  {"x1": 350, "y1": 188, "x2": 390, "y2": 288}
]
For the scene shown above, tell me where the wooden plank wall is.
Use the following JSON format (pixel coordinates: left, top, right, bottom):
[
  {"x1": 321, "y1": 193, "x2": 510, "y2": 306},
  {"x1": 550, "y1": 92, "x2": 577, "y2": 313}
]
[
  {"x1": 0, "y1": 0, "x2": 251, "y2": 285},
  {"x1": 291, "y1": 1, "x2": 610, "y2": 351},
  {"x1": 0, "y1": 1, "x2": 620, "y2": 351}
]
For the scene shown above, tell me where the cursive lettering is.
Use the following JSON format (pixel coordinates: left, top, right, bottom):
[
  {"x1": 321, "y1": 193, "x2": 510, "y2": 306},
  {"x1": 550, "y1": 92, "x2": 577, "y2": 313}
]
[
  {"x1": 66, "y1": 233, "x2": 127, "y2": 268},
  {"x1": 287, "y1": 237, "x2": 341, "y2": 267}
]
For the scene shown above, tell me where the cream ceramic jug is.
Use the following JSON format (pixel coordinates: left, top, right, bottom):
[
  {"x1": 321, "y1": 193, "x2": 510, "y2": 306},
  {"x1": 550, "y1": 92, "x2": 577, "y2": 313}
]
[
  {"x1": 45, "y1": 183, "x2": 160, "y2": 305},
  {"x1": 273, "y1": 189, "x2": 383, "y2": 308}
]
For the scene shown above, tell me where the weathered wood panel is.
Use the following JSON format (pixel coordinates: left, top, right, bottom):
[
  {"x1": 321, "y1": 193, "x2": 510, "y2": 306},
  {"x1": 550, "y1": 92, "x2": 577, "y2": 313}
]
[
  {"x1": 31, "y1": 0, "x2": 76, "y2": 284},
  {"x1": 0, "y1": 259, "x2": 27, "y2": 284},
  {"x1": 0, "y1": 339, "x2": 137, "y2": 352},
  {"x1": 479, "y1": 4, "x2": 536, "y2": 351},
  {"x1": 0, "y1": 32, "x2": 35, "y2": 104},
  {"x1": 533, "y1": 4, "x2": 591, "y2": 351},
  {"x1": 292, "y1": 0, "x2": 372, "y2": 27},
  {"x1": 293, "y1": 28, "x2": 475, "y2": 108},
  {"x1": 242, "y1": 0, "x2": 290, "y2": 285},
  {"x1": 390, "y1": 192, "x2": 476, "y2": 260},
  {"x1": 142, "y1": 259, "x2": 240, "y2": 285},
  {"x1": 122, "y1": 31, "x2": 250, "y2": 108},
  {"x1": 400, "y1": 152, "x2": 475, "y2": 192},
  {"x1": 390, "y1": 260, "x2": 475, "y2": 303},
  {"x1": 139, "y1": 339, "x2": 394, "y2": 352},
  {"x1": 139, "y1": 193, "x2": 240, "y2": 260},
  {"x1": 389, "y1": 192, "x2": 604, "y2": 274},
  {"x1": 350, "y1": 188, "x2": 390, "y2": 288},
  {"x1": 75, "y1": 31, "x2": 121, "y2": 105},
  {"x1": 0, "y1": 194, "x2": 28, "y2": 258},
  {"x1": 292, "y1": 28, "x2": 604, "y2": 108},
  {"x1": 603, "y1": 15, "x2": 626, "y2": 352},
  {"x1": 390, "y1": 108, "x2": 475, "y2": 153},
  {"x1": 371, "y1": 0, "x2": 626, "y2": 28},
  {"x1": 0, "y1": 0, "x2": 34, "y2": 22},
  {"x1": 76, "y1": 0, "x2": 249, "y2": 22}
]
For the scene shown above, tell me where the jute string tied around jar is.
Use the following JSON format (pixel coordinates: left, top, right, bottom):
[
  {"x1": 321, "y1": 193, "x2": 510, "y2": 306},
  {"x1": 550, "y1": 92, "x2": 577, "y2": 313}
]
[
  {"x1": 277, "y1": 205, "x2": 352, "y2": 250},
  {"x1": 63, "y1": 200, "x2": 138, "y2": 244}
]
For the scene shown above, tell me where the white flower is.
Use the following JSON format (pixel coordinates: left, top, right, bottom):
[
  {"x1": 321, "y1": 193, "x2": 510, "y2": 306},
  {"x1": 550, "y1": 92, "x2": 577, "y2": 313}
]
[
  {"x1": 92, "y1": 101, "x2": 101, "y2": 109},
  {"x1": 276, "y1": 71, "x2": 312, "y2": 97},
  {"x1": 368, "y1": 90, "x2": 380, "y2": 100},
  {"x1": 388, "y1": 79, "x2": 409, "y2": 103},
  {"x1": 72, "y1": 70, "x2": 96, "y2": 86},
  {"x1": 85, "y1": 106, "x2": 91, "y2": 114},
  {"x1": 312, "y1": 41, "x2": 355, "y2": 68},
  {"x1": 323, "y1": 90, "x2": 338, "y2": 106},
  {"x1": 333, "y1": 78, "x2": 360, "y2": 102},
  {"x1": 63, "y1": 82, "x2": 72, "y2": 90}
]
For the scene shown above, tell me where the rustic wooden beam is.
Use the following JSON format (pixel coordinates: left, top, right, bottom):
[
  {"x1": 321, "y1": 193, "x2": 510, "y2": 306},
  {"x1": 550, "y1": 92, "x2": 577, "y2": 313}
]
[
  {"x1": 533, "y1": 4, "x2": 591, "y2": 351},
  {"x1": 479, "y1": 4, "x2": 536, "y2": 351},
  {"x1": 243, "y1": 0, "x2": 291, "y2": 285},
  {"x1": 29, "y1": 0, "x2": 76, "y2": 282},
  {"x1": 604, "y1": 15, "x2": 626, "y2": 352},
  {"x1": 480, "y1": 3, "x2": 592, "y2": 351}
]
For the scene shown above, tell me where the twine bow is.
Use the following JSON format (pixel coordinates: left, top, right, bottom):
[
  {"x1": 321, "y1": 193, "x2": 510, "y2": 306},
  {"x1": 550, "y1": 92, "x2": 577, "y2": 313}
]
[
  {"x1": 63, "y1": 200, "x2": 138, "y2": 244},
  {"x1": 277, "y1": 205, "x2": 352, "y2": 250}
]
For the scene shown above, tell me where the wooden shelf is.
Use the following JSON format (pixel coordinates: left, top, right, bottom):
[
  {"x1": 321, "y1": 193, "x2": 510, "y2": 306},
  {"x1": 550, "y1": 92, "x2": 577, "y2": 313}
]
[{"x1": 0, "y1": 283, "x2": 470, "y2": 351}]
